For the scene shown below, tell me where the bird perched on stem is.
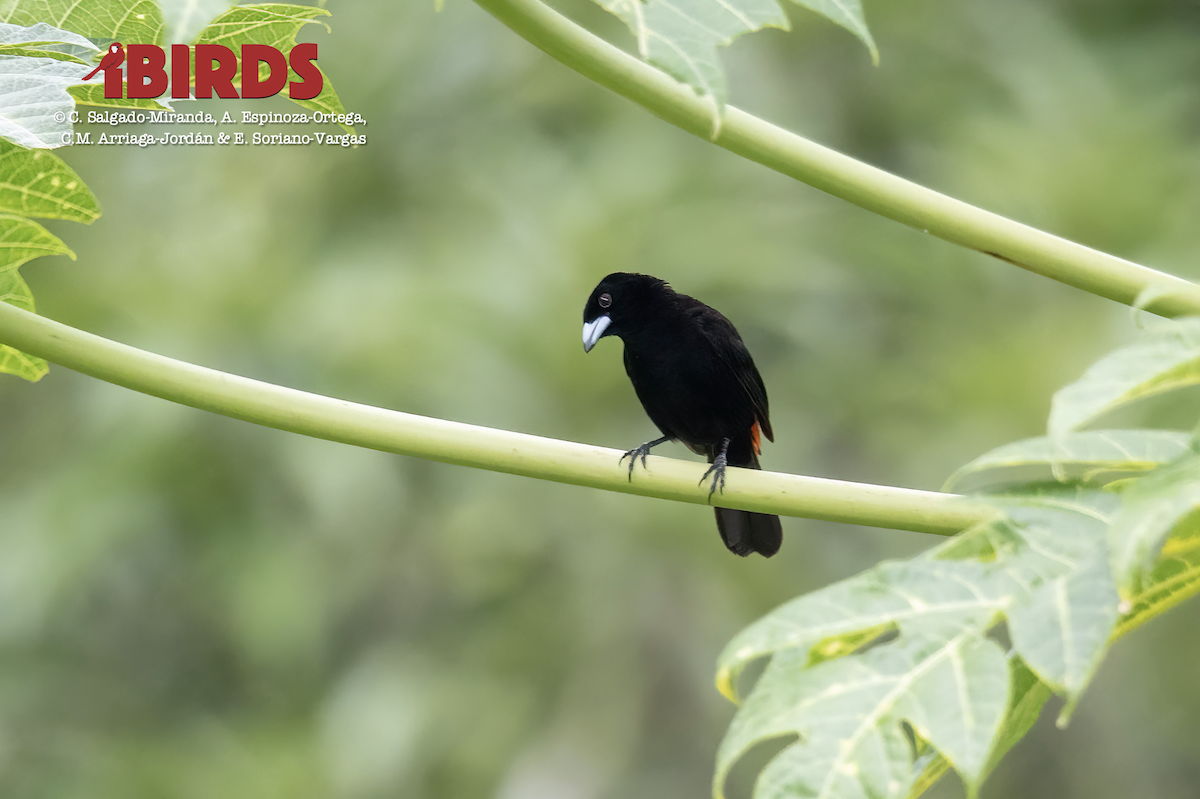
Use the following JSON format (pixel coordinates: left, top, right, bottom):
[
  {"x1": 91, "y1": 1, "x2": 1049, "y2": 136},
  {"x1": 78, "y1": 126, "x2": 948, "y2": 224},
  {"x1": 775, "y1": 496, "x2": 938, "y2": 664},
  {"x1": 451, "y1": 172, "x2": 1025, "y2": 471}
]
[{"x1": 582, "y1": 272, "x2": 782, "y2": 558}]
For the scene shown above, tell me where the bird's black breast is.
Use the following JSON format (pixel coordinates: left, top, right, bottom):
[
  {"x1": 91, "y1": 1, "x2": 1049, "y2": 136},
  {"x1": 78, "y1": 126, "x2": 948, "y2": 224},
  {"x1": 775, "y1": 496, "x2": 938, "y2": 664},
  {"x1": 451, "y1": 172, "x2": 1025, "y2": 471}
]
[{"x1": 621, "y1": 306, "x2": 761, "y2": 456}]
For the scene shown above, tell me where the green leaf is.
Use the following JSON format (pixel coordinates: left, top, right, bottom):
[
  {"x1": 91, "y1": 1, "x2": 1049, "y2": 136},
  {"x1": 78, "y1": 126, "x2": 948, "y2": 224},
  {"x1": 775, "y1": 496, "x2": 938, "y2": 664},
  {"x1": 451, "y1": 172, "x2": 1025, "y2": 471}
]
[
  {"x1": 0, "y1": 0, "x2": 165, "y2": 44},
  {"x1": 904, "y1": 658, "x2": 1050, "y2": 799},
  {"x1": 591, "y1": 0, "x2": 876, "y2": 106},
  {"x1": 944, "y1": 430, "x2": 1191, "y2": 493},
  {"x1": 0, "y1": 211, "x2": 73, "y2": 273},
  {"x1": 805, "y1": 624, "x2": 889, "y2": 668},
  {"x1": 905, "y1": 752, "x2": 950, "y2": 799},
  {"x1": 193, "y1": 3, "x2": 351, "y2": 131},
  {"x1": 715, "y1": 492, "x2": 1119, "y2": 799},
  {"x1": 0, "y1": 23, "x2": 103, "y2": 148},
  {"x1": 716, "y1": 560, "x2": 1006, "y2": 704},
  {"x1": 801, "y1": 0, "x2": 876, "y2": 61},
  {"x1": 983, "y1": 659, "x2": 1051, "y2": 775},
  {"x1": 933, "y1": 493, "x2": 1118, "y2": 707},
  {"x1": 161, "y1": 0, "x2": 234, "y2": 44},
  {"x1": 988, "y1": 497, "x2": 1119, "y2": 707},
  {"x1": 0, "y1": 266, "x2": 44, "y2": 379},
  {"x1": 0, "y1": 54, "x2": 92, "y2": 148},
  {"x1": 0, "y1": 20, "x2": 100, "y2": 63},
  {"x1": 0, "y1": 212, "x2": 72, "y2": 381},
  {"x1": 907, "y1": 475, "x2": 1200, "y2": 791},
  {"x1": 0, "y1": 24, "x2": 168, "y2": 142},
  {"x1": 595, "y1": 0, "x2": 787, "y2": 107},
  {"x1": 1109, "y1": 451, "x2": 1200, "y2": 599},
  {"x1": 719, "y1": 628, "x2": 1008, "y2": 799},
  {"x1": 287, "y1": 71, "x2": 350, "y2": 131},
  {"x1": 67, "y1": 81, "x2": 171, "y2": 109},
  {"x1": 0, "y1": 42, "x2": 85, "y2": 62},
  {"x1": 0, "y1": 138, "x2": 99, "y2": 222},
  {"x1": 716, "y1": 558, "x2": 1013, "y2": 798},
  {"x1": 1113, "y1": 523, "x2": 1200, "y2": 639},
  {"x1": 1049, "y1": 318, "x2": 1200, "y2": 436},
  {"x1": 195, "y1": 3, "x2": 329, "y2": 50}
]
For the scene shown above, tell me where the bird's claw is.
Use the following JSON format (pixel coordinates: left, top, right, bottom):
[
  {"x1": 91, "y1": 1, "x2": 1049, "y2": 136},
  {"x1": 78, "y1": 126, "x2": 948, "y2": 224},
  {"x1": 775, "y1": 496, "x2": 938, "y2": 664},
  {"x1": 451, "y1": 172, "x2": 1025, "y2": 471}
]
[
  {"x1": 700, "y1": 437, "x2": 731, "y2": 500},
  {"x1": 619, "y1": 443, "x2": 654, "y2": 481},
  {"x1": 700, "y1": 456, "x2": 727, "y2": 499}
]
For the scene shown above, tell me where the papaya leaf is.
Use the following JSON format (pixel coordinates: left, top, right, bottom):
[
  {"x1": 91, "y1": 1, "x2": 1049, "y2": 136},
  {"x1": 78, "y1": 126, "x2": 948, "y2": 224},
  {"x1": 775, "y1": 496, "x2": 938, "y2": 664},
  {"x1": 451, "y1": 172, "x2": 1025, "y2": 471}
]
[
  {"x1": 195, "y1": 3, "x2": 329, "y2": 51},
  {"x1": 715, "y1": 491, "x2": 1119, "y2": 799},
  {"x1": 0, "y1": 23, "x2": 168, "y2": 141},
  {"x1": 591, "y1": 0, "x2": 876, "y2": 107},
  {"x1": 944, "y1": 430, "x2": 1191, "y2": 493},
  {"x1": 905, "y1": 752, "x2": 950, "y2": 799},
  {"x1": 0, "y1": 42, "x2": 87, "y2": 62},
  {"x1": 0, "y1": 213, "x2": 73, "y2": 278},
  {"x1": 286, "y1": 68, "x2": 349, "y2": 127},
  {"x1": 193, "y1": 4, "x2": 352, "y2": 131},
  {"x1": 1106, "y1": 447, "x2": 1200, "y2": 601},
  {"x1": 67, "y1": 82, "x2": 171, "y2": 109},
  {"x1": 593, "y1": 0, "x2": 786, "y2": 108},
  {"x1": 976, "y1": 658, "x2": 1051, "y2": 784},
  {"x1": 800, "y1": 0, "x2": 874, "y2": 61},
  {"x1": 0, "y1": 266, "x2": 44, "y2": 379},
  {"x1": 716, "y1": 559, "x2": 1008, "y2": 705},
  {"x1": 0, "y1": 138, "x2": 99, "y2": 222},
  {"x1": 1049, "y1": 318, "x2": 1200, "y2": 436},
  {"x1": 1113, "y1": 523, "x2": 1200, "y2": 639},
  {"x1": 0, "y1": 212, "x2": 73, "y2": 381},
  {"x1": 718, "y1": 626, "x2": 1008, "y2": 799},
  {"x1": 0, "y1": 0, "x2": 165, "y2": 44},
  {"x1": 904, "y1": 657, "x2": 1051, "y2": 799},
  {"x1": 0, "y1": 53, "x2": 92, "y2": 148},
  {"x1": 0, "y1": 20, "x2": 99, "y2": 63},
  {"x1": 160, "y1": 0, "x2": 234, "y2": 44},
  {"x1": 715, "y1": 560, "x2": 1012, "y2": 797},
  {"x1": 989, "y1": 496, "x2": 1119, "y2": 711}
]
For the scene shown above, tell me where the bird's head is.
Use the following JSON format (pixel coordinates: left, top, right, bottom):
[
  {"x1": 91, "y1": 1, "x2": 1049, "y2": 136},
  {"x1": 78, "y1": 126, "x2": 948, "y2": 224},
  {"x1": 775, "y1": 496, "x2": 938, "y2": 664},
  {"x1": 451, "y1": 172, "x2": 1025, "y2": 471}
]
[{"x1": 581, "y1": 272, "x2": 668, "y2": 352}]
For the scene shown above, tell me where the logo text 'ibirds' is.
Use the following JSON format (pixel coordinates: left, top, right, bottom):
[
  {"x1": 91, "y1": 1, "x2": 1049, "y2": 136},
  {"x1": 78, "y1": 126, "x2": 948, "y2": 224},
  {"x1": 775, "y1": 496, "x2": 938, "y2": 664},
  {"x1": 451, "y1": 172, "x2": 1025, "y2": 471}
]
[{"x1": 102, "y1": 44, "x2": 322, "y2": 100}]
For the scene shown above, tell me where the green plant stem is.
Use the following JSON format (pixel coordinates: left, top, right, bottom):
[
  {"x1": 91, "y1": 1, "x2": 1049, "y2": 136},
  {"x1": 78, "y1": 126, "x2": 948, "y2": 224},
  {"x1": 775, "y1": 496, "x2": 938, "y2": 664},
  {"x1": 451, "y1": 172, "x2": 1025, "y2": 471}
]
[
  {"x1": 471, "y1": 0, "x2": 1200, "y2": 318},
  {"x1": 0, "y1": 301, "x2": 990, "y2": 535}
]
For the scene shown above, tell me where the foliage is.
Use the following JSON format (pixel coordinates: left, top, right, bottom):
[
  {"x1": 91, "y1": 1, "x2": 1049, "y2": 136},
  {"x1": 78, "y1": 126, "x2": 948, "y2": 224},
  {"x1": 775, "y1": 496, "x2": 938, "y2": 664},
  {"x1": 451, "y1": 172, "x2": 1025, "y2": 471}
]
[
  {"x1": 588, "y1": 0, "x2": 875, "y2": 105},
  {"x1": 0, "y1": 22, "x2": 97, "y2": 147},
  {"x1": 718, "y1": 318, "x2": 1200, "y2": 797},
  {"x1": 193, "y1": 4, "x2": 352, "y2": 131},
  {"x1": 161, "y1": 0, "x2": 234, "y2": 43},
  {"x1": 943, "y1": 430, "x2": 1192, "y2": 494},
  {"x1": 2, "y1": 1, "x2": 1200, "y2": 799},
  {"x1": 1048, "y1": 318, "x2": 1200, "y2": 435},
  {"x1": 0, "y1": 0, "x2": 166, "y2": 44},
  {"x1": 0, "y1": 140, "x2": 96, "y2": 379},
  {"x1": 0, "y1": 2, "x2": 350, "y2": 381}
]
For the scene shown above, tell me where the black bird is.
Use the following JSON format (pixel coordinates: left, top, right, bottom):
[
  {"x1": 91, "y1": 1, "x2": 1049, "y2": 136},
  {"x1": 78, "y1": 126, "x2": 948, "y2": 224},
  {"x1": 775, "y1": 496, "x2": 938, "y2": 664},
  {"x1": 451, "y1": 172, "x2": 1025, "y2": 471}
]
[{"x1": 582, "y1": 272, "x2": 782, "y2": 558}]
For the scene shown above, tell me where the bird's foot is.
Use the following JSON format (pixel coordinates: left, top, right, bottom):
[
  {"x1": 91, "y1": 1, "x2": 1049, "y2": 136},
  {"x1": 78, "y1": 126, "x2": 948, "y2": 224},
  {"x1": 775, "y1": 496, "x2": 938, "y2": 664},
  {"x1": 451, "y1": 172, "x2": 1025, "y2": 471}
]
[
  {"x1": 700, "y1": 438, "x2": 731, "y2": 499},
  {"x1": 619, "y1": 436, "x2": 671, "y2": 481}
]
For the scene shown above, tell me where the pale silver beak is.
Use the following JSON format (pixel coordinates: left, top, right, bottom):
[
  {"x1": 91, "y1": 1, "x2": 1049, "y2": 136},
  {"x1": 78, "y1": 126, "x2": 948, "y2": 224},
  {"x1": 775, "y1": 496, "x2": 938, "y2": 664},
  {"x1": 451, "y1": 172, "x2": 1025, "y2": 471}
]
[{"x1": 582, "y1": 315, "x2": 611, "y2": 353}]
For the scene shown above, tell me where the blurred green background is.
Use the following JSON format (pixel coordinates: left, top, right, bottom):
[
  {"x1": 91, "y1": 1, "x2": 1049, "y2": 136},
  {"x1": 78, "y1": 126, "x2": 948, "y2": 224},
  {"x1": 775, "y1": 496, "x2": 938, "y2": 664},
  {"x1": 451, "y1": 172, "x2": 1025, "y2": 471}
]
[{"x1": 3, "y1": 0, "x2": 1200, "y2": 796}]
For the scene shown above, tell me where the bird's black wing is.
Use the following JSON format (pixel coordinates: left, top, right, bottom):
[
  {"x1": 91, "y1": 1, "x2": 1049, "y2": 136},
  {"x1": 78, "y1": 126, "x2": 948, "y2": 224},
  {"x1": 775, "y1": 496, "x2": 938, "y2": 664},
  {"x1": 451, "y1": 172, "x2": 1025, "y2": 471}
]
[{"x1": 689, "y1": 304, "x2": 773, "y2": 443}]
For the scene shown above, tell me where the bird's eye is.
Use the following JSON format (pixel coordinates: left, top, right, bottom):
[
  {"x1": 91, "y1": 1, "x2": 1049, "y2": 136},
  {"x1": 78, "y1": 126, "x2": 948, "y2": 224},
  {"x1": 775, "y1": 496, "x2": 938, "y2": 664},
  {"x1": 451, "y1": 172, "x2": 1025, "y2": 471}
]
[{"x1": 598, "y1": 293, "x2": 612, "y2": 309}]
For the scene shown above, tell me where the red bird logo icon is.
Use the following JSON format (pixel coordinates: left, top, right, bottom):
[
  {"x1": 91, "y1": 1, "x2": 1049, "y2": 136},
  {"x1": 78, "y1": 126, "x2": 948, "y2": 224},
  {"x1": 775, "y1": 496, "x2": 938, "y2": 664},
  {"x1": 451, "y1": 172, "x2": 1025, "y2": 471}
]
[{"x1": 82, "y1": 42, "x2": 124, "y2": 81}]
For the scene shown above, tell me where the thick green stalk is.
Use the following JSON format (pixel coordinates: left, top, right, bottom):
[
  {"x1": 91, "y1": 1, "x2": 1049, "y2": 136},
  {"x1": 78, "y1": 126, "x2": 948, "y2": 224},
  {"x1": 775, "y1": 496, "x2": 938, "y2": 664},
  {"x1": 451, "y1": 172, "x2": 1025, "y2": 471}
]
[
  {"x1": 0, "y1": 301, "x2": 989, "y2": 535},
  {"x1": 471, "y1": 0, "x2": 1200, "y2": 318}
]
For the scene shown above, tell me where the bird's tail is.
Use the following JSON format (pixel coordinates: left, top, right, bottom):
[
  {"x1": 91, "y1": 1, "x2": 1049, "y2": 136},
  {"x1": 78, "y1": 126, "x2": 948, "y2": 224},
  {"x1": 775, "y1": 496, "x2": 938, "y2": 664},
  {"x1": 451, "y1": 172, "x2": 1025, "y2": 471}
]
[
  {"x1": 715, "y1": 507, "x2": 782, "y2": 557},
  {"x1": 712, "y1": 449, "x2": 782, "y2": 558}
]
